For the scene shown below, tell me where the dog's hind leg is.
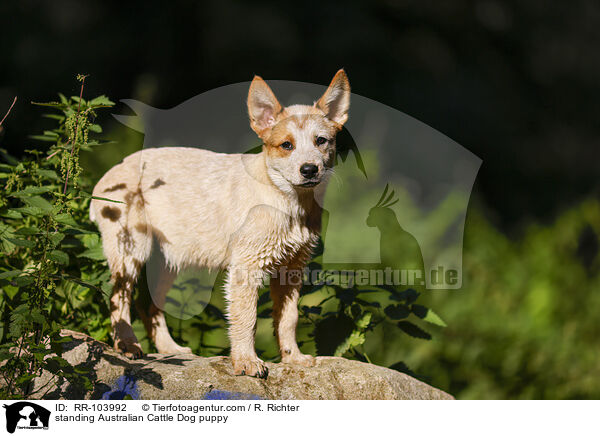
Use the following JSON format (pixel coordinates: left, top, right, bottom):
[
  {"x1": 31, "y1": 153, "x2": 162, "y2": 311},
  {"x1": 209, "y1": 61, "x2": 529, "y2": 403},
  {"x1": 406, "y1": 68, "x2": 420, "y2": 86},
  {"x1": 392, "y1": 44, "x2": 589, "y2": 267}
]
[
  {"x1": 138, "y1": 264, "x2": 192, "y2": 355},
  {"x1": 108, "y1": 258, "x2": 145, "y2": 359},
  {"x1": 96, "y1": 196, "x2": 152, "y2": 359}
]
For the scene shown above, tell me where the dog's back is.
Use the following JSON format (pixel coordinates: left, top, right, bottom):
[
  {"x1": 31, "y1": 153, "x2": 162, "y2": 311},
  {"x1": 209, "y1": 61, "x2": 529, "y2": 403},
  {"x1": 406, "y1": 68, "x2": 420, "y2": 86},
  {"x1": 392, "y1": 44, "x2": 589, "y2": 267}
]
[{"x1": 91, "y1": 147, "x2": 319, "y2": 271}]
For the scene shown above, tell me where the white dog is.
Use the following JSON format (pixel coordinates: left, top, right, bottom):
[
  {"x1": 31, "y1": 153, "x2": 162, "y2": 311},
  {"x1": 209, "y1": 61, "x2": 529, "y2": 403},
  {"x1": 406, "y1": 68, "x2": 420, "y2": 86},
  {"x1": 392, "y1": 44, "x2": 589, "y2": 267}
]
[{"x1": 90, "y1": 70, "x2": 350, "y2": 377}]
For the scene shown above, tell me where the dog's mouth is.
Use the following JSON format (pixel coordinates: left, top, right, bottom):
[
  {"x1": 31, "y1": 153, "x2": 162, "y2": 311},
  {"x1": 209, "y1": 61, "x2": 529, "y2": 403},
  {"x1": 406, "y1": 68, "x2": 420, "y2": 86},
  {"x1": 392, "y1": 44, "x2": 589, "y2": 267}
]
[{"x1": 297, "y1": 180, "x2": 320, "y2": 188}]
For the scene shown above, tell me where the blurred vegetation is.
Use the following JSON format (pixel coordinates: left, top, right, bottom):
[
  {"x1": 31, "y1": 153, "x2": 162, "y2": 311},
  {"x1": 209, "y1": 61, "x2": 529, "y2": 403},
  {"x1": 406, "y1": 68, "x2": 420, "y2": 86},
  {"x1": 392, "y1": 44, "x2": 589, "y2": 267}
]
[{"x1": 365, "y1": 200, "x2": 600, "y2": 399}]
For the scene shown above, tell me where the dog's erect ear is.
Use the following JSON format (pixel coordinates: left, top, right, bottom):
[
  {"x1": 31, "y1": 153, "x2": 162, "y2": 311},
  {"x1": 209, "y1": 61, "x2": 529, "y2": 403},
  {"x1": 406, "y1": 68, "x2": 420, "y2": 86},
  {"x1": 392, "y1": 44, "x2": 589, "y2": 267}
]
[
  {"x1": 247, "y1": 76, "x2": 283, "y2": 138},
  {"x1": 316, "y1": 69, "x2": 351, "y2": 126}
]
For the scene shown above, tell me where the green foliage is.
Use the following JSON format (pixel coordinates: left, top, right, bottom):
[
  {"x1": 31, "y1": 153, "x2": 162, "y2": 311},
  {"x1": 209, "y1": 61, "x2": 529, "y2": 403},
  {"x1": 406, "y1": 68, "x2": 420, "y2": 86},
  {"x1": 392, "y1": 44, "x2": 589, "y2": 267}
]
[{"x1": 0, "y1": 76, "x2": 114, "y2": 398}]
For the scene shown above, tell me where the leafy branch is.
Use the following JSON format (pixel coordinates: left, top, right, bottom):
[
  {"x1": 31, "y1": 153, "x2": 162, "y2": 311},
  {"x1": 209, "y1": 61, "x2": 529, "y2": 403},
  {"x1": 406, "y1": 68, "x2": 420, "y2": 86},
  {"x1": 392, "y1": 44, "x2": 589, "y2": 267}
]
[{"x1": 0, "y1": 76, "x2": 114, "y2": 399}]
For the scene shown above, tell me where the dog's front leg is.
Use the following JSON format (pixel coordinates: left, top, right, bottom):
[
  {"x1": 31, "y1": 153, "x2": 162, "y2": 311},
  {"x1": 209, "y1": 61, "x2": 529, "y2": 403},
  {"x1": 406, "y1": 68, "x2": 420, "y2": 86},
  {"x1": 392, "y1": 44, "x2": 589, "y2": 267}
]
[
  {"x1": 270, "y1": 267, "x2": 316, "y2": 367},
  {"x1": 225, "y1": 265, "x2": 268, "y2": 378}
]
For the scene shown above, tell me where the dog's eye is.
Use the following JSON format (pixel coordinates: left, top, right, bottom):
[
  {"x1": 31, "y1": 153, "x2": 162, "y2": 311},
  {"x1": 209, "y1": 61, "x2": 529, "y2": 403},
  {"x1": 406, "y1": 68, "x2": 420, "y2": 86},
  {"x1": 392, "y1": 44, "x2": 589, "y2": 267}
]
[
  {"x1": 315, "y1": 136, "x2": 328, "y2": 146},
  {"x1": 280, "y1": 141, "x2": 294, "y2": 150}
]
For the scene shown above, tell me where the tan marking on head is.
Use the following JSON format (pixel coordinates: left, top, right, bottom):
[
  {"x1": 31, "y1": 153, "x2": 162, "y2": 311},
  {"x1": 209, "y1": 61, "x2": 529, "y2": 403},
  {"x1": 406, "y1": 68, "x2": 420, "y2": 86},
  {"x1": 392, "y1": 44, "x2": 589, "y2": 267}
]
[
  {"x1": 291, "y1": 114, "x2": 309, "y2": 129},
  {"x1": 261, "y1": 108, "x2": 342, "y2": 188},
  {"x1": 264, "y1": 123, "x2": 296, "y2": 158}
]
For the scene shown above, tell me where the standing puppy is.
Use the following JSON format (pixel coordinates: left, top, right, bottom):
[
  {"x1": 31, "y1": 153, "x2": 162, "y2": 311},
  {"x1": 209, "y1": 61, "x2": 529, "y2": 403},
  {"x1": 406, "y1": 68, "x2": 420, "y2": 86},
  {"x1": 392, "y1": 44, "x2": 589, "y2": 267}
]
[{"x1": 90, "y1": 70, "x2": 350, "y2": 377}]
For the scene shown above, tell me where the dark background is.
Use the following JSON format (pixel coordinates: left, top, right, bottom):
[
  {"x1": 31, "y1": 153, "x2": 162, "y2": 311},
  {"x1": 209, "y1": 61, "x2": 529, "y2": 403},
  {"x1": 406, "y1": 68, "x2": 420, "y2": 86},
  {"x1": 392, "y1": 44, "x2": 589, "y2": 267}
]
[{"x1": 2, "y1": 0, "x2": 599, "y2": 229}]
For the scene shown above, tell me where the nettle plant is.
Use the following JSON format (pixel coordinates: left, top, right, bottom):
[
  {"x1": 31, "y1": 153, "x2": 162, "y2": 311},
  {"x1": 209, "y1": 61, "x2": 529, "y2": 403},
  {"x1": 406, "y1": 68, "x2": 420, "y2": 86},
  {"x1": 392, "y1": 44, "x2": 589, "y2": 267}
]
[{"x1": 0, "y1": 76, "x2": 115, "y2": 399}]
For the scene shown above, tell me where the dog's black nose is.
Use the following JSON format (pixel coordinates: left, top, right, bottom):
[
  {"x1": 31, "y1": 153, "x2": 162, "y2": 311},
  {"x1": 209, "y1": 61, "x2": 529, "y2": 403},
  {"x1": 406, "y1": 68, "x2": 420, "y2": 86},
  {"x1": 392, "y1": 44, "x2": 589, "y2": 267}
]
[{"x1": 300, "y1": 163, "x2": 319, "y2": 179}]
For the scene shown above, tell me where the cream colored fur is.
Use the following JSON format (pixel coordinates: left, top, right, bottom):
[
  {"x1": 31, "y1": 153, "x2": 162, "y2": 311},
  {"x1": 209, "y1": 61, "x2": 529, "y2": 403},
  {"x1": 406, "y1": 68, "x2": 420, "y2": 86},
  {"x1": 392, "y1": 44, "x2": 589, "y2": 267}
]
[{"x1": 90, "y1": 70, "x2": 350, "y2": 377}]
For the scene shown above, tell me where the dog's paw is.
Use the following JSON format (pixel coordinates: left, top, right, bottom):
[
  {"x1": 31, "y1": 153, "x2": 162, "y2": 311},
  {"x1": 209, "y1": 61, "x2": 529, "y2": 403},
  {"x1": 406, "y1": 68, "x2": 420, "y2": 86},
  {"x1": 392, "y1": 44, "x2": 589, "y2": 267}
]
[
  {"x1": 115, "y1": 339, "x2": 144, "y2": 360},
  {"x1": 232, "y1": 355, "x2": 268, "y2": 378},
  {"x1": 282, "y1": 351, "x2": 316, "y2": 367},
  {"x1": 157, "y1": 344, "x2": 193, "y2": 355}
]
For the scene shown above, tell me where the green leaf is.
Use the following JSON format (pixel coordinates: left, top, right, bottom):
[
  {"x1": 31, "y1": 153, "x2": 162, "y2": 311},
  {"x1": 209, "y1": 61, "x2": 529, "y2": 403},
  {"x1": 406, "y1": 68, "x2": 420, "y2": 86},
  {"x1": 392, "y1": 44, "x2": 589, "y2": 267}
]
[
  {"x1": 1, "y1": 209, "x2": 23, "y2": 219},
  {"x1": 62, "y1": 226, "x2": 95, "y2": 235},
  {"x1": 0, "y1": 349, "x2": 12, "y2": 361},
  {"x1": 397, "y1": 321, "x2": 432, "y2": 340},
  {"x1": 89, "y1": 95, "x2": 115, "y2": 107},
  {"x1": 16, "y1": 373, "x2": 37, "y2": 385},
  {"x1": 14, "y1": 206, "x2": 47, "y2": 217},
  {"x1": 334, "y1": 330, "x2": 366, "y2": 356},
  {"x1": 54, "y1": 213, "x2": 78, "y2": 226},
  {"x1": 30, "y1": 134, "x2": 59, "y2": 142},
  {"x1": 21, "y1": 195, "x2": 53, "y2": 212},
  {"x1": 42, "y1": 113, "x2": 65, "y2": 121},
  {"x1": 78, "y1": 247, "x2": 105, "y2": 260},
  {"x1": 0, "y1": 222, "x2": 17, "y2": 252},
  {"x1": 49, "y1": 250, "x2": 69, "y2": 265},
  {"x1": 49, "y1": 232, "x2": 65, "y2": 247},
  {"x1": 356, "y1": 311, "x2": 372, "y2": 329},
  {"x1": 14, "y1": 275, "x2": 35, "y2": 287},
  {"x1": 81, "y1": 233, "x2": 100, "y2": 249},
  {"x1": 62, "y1": 275, "x2": 101, "y2": 291},
  {"x1": 0, "y1": 270, "x2": 22, "y2": 279},
  {"x1": 15, "y1": 226, "x2": 40, "y2": 235},
  {"x1": 412, "y1": 304, "x2": 447, "y2": 327},
  {"x1": 30, "y1": 308, "x2": 46, "y2": 325},
  {"x1": 32, "y1": 100, "x2": 66, "y2": 108},
  {"x1": 3, "y1": 285, "x2": 19, "y2": 299},
  {"x1": 12, "y1": 186, "x2": 55, "y2": 197},
  {"x1": 35, "y1": 169, "x2": 60, "y2": 180},
  {"x1": 6, "y1": 237, "x2": 35, "y2": 248}
]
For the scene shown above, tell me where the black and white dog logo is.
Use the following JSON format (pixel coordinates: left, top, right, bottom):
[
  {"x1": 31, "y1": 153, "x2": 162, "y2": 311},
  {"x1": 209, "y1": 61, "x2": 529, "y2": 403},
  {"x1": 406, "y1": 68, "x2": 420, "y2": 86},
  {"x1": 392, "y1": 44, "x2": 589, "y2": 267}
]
[{"x1": 2, "y1": 402, "x2": 50, "y2": 433}]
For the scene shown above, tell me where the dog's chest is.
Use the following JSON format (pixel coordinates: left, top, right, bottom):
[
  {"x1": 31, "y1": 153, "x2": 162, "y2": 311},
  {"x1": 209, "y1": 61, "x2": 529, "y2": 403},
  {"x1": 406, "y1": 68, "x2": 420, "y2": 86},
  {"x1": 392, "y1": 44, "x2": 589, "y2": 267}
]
[{"x1": 255, "y1": 212, "x2": 320, "y2": 269}]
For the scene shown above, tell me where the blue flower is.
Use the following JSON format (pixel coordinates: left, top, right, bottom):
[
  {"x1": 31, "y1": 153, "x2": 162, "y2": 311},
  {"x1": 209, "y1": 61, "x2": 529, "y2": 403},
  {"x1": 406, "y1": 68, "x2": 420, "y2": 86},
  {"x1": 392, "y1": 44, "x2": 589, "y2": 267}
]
[
  {"x1": 203, "y1": 390, "x2": 263, "y2": 400},
  {"x1": 102, "y1": 375, "x2": 140, "y2": 400}
]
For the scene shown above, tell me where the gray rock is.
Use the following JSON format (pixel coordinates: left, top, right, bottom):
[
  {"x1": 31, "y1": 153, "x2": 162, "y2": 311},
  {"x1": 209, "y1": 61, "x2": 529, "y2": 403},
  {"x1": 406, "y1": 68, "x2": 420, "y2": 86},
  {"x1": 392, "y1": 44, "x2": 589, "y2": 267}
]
[{"x1": 30, "y1": 330, "x2": 453, "y2": 400}]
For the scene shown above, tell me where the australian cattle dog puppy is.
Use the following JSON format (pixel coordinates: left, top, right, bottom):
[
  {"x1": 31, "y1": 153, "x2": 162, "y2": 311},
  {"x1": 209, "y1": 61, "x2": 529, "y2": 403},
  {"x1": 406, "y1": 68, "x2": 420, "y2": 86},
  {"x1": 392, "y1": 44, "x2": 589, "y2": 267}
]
[{"x1": 90, "y1": 70, "x2": 351, "y2": 377}]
